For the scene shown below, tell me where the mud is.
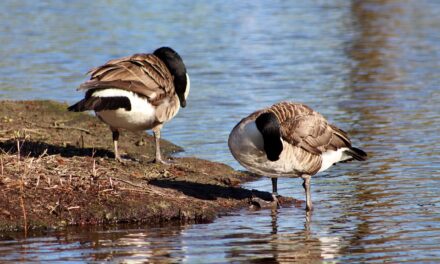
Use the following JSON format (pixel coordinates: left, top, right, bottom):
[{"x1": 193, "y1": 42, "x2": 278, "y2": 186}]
[{"x1": 0, "y1": 100, "x2": 294, "y2": 234}]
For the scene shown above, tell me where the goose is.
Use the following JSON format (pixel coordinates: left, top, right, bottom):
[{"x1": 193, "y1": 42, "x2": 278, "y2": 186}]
[
  {"x1": 228, "y1": 102, "x2": 367, "y2": 211},
  {"x1": 68, "y1": 47, "x2": 190, "y2": 164}
]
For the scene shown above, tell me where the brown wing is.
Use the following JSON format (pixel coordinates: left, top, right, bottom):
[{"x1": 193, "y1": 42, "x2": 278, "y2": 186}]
[
  {"x1": 270, "y1": 102, "x2": 352, "y2": 155},
  {"x1": 78, "y1": 53, "x2": 174, "y2": 104}
]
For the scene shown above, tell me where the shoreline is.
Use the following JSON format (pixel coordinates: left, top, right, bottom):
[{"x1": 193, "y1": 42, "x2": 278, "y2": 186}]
[{"x1": 0, "y1": 100, "x2": 295, "y2": 234}]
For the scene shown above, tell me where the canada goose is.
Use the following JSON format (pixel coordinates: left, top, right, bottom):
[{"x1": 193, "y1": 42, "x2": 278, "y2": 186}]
[
  {"x1": 68, "y1": 47, "x2": 190, "y2": 164},
  {"x1": 228, "y1": 102, "x2": 367, "y2": 211}
]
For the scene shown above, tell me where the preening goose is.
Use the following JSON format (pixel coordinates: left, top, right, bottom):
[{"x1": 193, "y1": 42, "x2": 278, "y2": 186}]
[
  {"x1": 68, "y1": 47, "x2": 190, "y2": 164},
  {"x1": 228, "y1": 102, "x2": 367, "y2": 211}
]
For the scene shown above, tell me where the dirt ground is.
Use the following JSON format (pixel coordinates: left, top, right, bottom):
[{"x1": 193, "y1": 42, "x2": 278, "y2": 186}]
[{"x1": 0, "y1": 100, "x2": 297, "y2": 234}]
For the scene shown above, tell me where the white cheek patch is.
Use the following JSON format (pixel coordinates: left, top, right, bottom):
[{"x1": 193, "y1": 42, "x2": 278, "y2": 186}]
[{"x1": 184, "y1": 73, "x2": 190, "y2": 99}]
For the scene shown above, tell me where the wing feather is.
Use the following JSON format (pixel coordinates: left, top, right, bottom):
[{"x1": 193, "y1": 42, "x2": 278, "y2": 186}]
[
  {"x1": 79, "y1": 53, "x2": 174, "y2": 103},
  {"x1": 270, "y1": 102, "x2": 352, "y2": 155}
]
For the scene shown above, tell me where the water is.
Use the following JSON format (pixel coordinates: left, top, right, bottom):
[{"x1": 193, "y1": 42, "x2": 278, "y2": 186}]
[{"x1": 1, "y1": 0, "x2": 440, "y2": 262}]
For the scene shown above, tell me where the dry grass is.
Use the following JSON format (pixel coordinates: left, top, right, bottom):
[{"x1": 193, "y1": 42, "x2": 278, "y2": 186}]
[
  {"x1": 0, "y1": 140, "x2": 269, "y2": 233},
  {"x1": 0, "y1": 100, "x2": 291, "y2": 234}
]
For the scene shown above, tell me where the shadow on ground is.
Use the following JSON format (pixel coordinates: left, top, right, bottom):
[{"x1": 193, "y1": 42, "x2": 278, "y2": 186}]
[
  {"x1": 149, "y1": 179, "x2": 274, "y2": 201},
  {"x1": 0, "y1": 139, "x2": 115, "y2": 159}
]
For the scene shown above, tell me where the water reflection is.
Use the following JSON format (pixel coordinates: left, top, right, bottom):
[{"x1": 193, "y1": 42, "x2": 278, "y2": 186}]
[
  {"x1": 0, "y1": 225, "x2": 186, "y2": 263},
  {"x1": 223, "y1": 210, "x2": 323, "y2": 263},
  {"x1": 0, "y1": 210, "x2": 343, "y2": 263},
  {"x1": 1, "y1": 0, "x2": 440, "y2": 262},
  {"x1": 337, "y1": 0, "x2": 440, "y2": 262}
]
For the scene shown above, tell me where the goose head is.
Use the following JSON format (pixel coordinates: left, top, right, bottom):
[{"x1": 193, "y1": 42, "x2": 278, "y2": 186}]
[{"x1": 154, "y1": 47, "x2": 190, "y2": 108}]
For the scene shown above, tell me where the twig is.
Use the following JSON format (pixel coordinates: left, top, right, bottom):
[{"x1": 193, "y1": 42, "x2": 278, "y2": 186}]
[
  {"x1": 118, "y1": 187, "x2": 168, "y2": 197},
  {"x1": 27, "y1": 157, "x2": 34, "y2": 170},
  {"x1": 19, "y1": 179, "x2": 27, "y2": 237},
  {"x1": 44, "y1": 186, "x2": 59, "y2": 190},
  {"x1": 119, "y1": 187, "x2": 147, "y2": 192},
  {"x1": 22, "y1": 128, "x2": 44, "y2": 136},
  {"x1": 67, "y1": 206, "x2": 80, "y2": 210},
  {"x1": 103, "y1": 177, "x2": 168, "y2": 198},
  {"x1": 99, "y1": 189, "x2": 114, "y2": 193},
  {"x1": 49, "y1": 125, "x2": 91, "y2": 134},
  {"x1": 92, "y1": 158, "x2": 97, "y2": 178},
  {"x1": 109, "y1": 177, "x2": 113, "y2": 189},
  {"x1": 112, "y1": 178, "x2": 144, "y2": 188},
  {"x1": 35, "y1": 175, "x2": 40, "y2": 188},
  {"x1": 108, "y1": 177, "x2": 171, "y2": 197},
  {"x1": 37, "y1": 149, "x2": 48, "y2": 159},
  {"x1": 16, "y1": 139, "x2": 20, "y2": 161},
  {"x1": 49, "y1": 200, "x2": 60, "y2": 215}
]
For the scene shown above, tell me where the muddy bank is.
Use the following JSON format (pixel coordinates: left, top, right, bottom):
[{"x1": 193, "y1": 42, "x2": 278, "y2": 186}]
[{"x1": 0, "y1": 100, "x2": 295, "y2": 234}]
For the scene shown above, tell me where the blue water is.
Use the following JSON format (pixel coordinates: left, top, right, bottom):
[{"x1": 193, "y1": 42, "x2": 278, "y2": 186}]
[{"x1": 1, "y1": 0, "x2": 440, "y2": 262}]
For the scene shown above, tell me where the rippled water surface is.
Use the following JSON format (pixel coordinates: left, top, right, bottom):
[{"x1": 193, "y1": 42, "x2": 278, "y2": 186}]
[{"x1": 1, "y1": 0, "x2": 440, "y2": 262}]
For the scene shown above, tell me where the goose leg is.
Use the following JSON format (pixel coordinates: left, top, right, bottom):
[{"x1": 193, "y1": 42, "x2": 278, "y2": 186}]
[
  {"x1": 301, "y1": 174, "x2": 313, "y2": 211},
  {"x1": 271, "y1": 177, "x2": 281, "y2": 208},
  {"x1": 152, "y1": 125, "x2": 170, "y2": 164},
  {"x1": 111, "y1": 128, "x2": 122, "y2": 162}
]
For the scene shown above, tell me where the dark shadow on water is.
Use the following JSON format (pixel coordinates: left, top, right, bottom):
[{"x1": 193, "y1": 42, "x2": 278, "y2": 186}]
[
  {"x1": 150, "y1": 178, "x2": 275, "y2": 202},
  {"x1": 0, "y1": 139, "x2": 115, "y2": 159}
]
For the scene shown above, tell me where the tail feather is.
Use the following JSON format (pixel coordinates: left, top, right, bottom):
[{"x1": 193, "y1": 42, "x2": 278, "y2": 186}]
[
  {"x1": 67, "y1": 96, "x2": 131, "y2": 112},
  {"x1": 67, "y1": 99, "x2": 89, "y2": 112},
  {"x1": 344, "y1": 147, "x2": 367, "y2": 161}
]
